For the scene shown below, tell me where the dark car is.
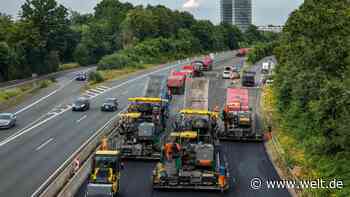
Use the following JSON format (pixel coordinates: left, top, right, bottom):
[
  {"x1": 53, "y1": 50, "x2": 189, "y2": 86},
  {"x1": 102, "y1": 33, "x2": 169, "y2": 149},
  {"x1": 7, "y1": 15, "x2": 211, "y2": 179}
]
[
  {"x1": 101, "y1": 98, "x2": 119, "y2": 112},
  {"x1": 0, "y1": 113, "x2": 16, "y2": 129},
  {"x1": 242, "y1": 71, "x2": 256, "y2": 87},
  {"x1": 72, "y1": 98, "x2": 90, "y2": 111},
  {"x1": 75, "y1": 72, "x2": 87, "y2": 81}
]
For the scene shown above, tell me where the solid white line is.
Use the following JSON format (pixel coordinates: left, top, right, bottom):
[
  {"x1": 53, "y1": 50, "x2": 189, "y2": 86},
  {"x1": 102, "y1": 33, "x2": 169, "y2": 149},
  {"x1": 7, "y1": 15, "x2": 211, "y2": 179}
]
[
  {"x1": 0, "y1": 107, "x2": 71, "y2": 147},
  {"x1": 35, "y1": 138, "x2": 54, "y2": 151},
  {"x1": 30, "y1": 106, "x2": 128, "y2": 197},
  {"x1": 2, "y1": 60, "x2": 190, "y2": 148},
  {"x1": 14, "y1": 90, "x2": 58, "y2": 115},
  {"x1": 14, "y1": 78, "x2": 75, "y2": 115},
  {"x1": 122, "y1": 90, "x2": 129, "y2": 95},
  {"x1": 76, "y1": 115, "x2": 87, "y2": 123}
]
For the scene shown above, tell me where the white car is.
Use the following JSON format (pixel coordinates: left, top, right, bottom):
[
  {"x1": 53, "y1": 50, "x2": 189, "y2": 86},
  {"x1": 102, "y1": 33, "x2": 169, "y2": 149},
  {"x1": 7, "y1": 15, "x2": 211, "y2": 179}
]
[{"x1": 222, "y1": 71, "x2": 232, "y2": 79}]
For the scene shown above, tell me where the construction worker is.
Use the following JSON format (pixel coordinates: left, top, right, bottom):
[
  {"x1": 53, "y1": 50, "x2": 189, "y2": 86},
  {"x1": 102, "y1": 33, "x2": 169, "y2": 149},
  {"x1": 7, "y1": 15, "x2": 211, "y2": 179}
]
[
  {"x1": 100, "y1": 137, "x2": 109, "y2": 151},
  {"x1": 221, "y1": 105, "x2": 229, "y2": 132},
  {"x1": 164, "y1": 142, "x2": 181, "y2": 160},
  {"x1": 168, "y1": 89, "x2": 172, "y2": 101}
]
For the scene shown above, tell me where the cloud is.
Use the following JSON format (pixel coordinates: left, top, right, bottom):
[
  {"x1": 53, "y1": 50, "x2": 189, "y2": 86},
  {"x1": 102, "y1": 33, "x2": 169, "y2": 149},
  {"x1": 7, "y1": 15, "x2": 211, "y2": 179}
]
[{"x1": 183, "y1": 0, "x2": 200, "y2": 9}]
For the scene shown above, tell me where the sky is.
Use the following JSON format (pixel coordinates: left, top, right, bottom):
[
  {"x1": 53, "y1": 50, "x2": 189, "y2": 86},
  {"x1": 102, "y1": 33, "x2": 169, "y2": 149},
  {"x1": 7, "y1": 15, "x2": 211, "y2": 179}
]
[{"x1": 0, "y1": 0, "x2": 304, "y2": 25}]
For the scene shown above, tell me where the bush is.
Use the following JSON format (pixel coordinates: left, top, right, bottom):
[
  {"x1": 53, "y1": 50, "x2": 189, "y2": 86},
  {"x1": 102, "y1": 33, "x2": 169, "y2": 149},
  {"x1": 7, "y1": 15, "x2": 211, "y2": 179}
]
[
  {"x1": 247, "y1": 42, "x2": 275, "y2": 64},
  {"x1": 98, "y1": 53, "x2": 138, "y2": 70},
  {"x1": 88, "y1": 71, "x2": 104, "y2": 83},
  {"x1": 39, "y1": 80, "x2": 52, "y2": 88},
  {"x1": 59, "y1": 63, "x2": 80, "y2": 71}
]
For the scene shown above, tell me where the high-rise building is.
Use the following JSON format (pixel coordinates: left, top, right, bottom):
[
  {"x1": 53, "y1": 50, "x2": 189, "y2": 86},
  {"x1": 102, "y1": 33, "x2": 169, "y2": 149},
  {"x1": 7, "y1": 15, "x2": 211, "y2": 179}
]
[{"x1": 220, "y1": 0, "x2": 252, "y2": 32}]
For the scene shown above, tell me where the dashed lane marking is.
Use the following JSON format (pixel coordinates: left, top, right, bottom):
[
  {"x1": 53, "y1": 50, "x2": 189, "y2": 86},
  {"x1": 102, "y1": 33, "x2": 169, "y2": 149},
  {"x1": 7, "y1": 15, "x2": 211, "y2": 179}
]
[
  {"x1": 35, "y1": 138, "x2": 54, "y2": 151},
  {"x1": 76, "y1": 115, "x2": 87, "y2": 123}
]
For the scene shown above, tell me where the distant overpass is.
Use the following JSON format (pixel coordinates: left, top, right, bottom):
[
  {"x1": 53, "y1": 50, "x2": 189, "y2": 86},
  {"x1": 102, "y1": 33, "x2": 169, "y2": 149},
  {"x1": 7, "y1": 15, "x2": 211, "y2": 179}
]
[{"x1": 257, "y1": 25, "x2": 284, "y2": 33}]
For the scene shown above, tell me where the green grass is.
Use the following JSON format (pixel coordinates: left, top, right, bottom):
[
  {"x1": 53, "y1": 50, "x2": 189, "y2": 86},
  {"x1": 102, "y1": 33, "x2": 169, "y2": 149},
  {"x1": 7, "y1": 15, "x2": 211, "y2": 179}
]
[
  {"x1": 0, "y1": 79, "x2": 54, "y2": 106},
  {"x1": 59, "y1": 63, "x2": 80, "y2": 71}
]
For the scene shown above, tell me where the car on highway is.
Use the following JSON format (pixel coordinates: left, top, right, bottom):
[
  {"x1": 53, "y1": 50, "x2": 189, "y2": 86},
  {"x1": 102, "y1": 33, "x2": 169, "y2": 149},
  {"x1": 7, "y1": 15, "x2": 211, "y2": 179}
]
[
  {"x1": 101, "y1": 98, "x2": 119, "y2": 112},
  {"x1": 75, "y1": 72, "x2": 87, "y2": 81},
  {"x1": 222, "y1": 70, "x2": 232, "y2": 79},
  {"x1": 0, "y1": 113, "x2": 16, "y2": 129},
  {"x1": 72, "y1": 97, "x2": 90, "y2": 111}
]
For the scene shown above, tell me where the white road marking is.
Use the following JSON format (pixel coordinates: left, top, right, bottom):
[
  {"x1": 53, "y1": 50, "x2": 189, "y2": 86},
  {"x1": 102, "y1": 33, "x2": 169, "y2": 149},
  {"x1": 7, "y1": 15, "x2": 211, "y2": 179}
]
[
  {"x1": 76, "y1": 115, "x2": 87, "y2": 123},
  {"x1": 89, "y1": 89, "x2": 104, "y2": 94},
  {"x1": 122, "y1": 90, "x2": 129, "y2": 95},
  {"x1": 35, "y1": 138, "x2": 54, "y2": 151},
  {"x1": 14, "y1": 79, "x2": 75, "y2": 115},
  {"x1": 14, "y1": 90, "x2": 58, "y2": 115},
  {"x1": 95, "y1": 87, "x2": 108, "y2": 92},
  {"x1": 1, "y1": 60, "x2": 189, "y2": 147},
  {"x1": 0, "y1": 106, "x2": 71, "y2": 147},
  {"x1": 85, "y1": 91, "x2": 98, "y2": 97},
  {"x1": 99, "y1": 85, "x2": 109, "y2": 89}
]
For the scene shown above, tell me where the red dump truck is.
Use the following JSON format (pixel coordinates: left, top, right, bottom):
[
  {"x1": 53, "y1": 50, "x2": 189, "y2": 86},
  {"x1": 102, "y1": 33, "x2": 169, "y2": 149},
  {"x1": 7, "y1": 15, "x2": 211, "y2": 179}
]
[
  {"x1": 182, "y1": 64, "x2": 202, "y2": 77},
  {"x1": 203, "y1": 56, "x2": 214, "y2": 71},
  {"x1": 219, "y1": 87, "x2": 262, "y2": 141},
  {"x1": 236, "y1": 48, "x2": 251, "y2": 57},
  {"x1": 167, "y1": 70, "x2": 187, "y2": 95}
]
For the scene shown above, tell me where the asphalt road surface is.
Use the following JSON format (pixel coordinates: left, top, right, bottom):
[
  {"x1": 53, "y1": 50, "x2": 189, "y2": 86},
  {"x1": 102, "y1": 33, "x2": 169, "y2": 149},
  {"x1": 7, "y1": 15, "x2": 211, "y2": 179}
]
[
  {"x1": 76, "y1": 55, "x2": 290, "y2": 197},
  {"x1": 0, "y1": 53, "x2": 235, "y2": 197}
]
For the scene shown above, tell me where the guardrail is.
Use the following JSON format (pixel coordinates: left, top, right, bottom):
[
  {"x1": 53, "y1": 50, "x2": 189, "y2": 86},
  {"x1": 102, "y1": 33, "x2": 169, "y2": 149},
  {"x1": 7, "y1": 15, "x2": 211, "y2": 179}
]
[
  {"x1": 0, "y1": 66, "x2": 95, "y2": 91},
  {"x1": 31, "y1": 111, "x2": 120, "y2": 197},
  {"x1": 31, "y1": 51, "x2": 234, "y2": 197}
]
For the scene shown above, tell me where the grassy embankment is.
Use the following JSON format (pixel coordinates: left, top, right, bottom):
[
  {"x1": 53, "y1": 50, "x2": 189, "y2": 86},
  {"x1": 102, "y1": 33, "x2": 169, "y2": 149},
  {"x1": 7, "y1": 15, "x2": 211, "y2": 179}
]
[
  {"x1": 0, "y1": 79, "x2": 54, "y2": 109},
  {"x1": 59, "y1": 63, "x2": 80, "y2": 71},
  {"x1": 261, "y1": 86, "x2": 322, "y2": 197}
]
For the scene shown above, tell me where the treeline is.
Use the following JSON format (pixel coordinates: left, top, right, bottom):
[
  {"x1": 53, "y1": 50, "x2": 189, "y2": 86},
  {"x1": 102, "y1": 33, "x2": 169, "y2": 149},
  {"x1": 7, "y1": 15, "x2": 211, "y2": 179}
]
[
  {"x1": 0, "y1": 0, "x2": 274, "y2": 82},
  {"x1": 274, "y1": 0, "x2": 350, "y2": 196}
]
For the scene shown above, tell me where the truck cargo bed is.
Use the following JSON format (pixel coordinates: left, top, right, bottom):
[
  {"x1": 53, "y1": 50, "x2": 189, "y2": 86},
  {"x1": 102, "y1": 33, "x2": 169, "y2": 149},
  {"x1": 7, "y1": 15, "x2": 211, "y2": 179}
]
[{"x1": 184, "y1": 78, "x2": 209, "y2": 110}]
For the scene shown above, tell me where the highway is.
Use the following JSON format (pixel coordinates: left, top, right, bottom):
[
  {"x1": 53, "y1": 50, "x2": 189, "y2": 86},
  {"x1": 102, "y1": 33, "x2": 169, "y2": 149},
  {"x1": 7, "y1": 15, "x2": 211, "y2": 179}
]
[
  {"x1": 0, "y1": 66, "x2": 95, "y2": 142},
  {"x1": 0, "y1": 55, "x2": 233, "y2": 197},
  {"x1": 75, "y1": 54, "x2": 290, "y2": 197}
]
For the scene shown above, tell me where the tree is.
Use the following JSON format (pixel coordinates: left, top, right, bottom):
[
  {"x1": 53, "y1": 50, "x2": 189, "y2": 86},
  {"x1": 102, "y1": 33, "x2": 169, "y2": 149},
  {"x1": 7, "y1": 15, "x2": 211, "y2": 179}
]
[
  {"x1": 190, "y1": 20, "x2": 215, "y2": 51},
  {"x1": 0, "y1": 42, "x2": 12, "y2": 81},
  {"x1": 274, "y1": 1, "x2": 350, "y2": 195},
  {"x1": 244, "y1": 25, "x2": 266, "y2": 45},
  {"x1": 21, "y1": 0, "x2": 70, "y2": 73},
  {"x1": 73, "y1": 43, "x2": 90, "y2": 66},
  {"x1": 121, "y1": 8, "x2": 159, "y2": 43}
]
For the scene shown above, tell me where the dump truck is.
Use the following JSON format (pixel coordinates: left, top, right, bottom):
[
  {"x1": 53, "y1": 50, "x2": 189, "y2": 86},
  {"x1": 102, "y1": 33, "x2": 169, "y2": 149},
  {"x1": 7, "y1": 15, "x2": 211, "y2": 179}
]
[
  {"x1": 242, "y1": 71, "x2": 256, "y2": 87},
  {"x1": 203, "y1": 56, "x2": 214, "y2": 71},
  {"x1": 167, "y1": 70, "x2": 187, "y2": 95},
  {"x1": 184, "y1": 78, "x2": 209, "y2": 110},
  {"x1": 236, "y1": 48, "x2": 250, "y2": 57},
  {"x1": 86, "y1": 139, "x2": 122, "y2": 197},
  {"x1": 145, "y1": 75, "x2": 172, "y2": 103},
  {"x1": 219, "y1": 87, "x2": 262, "y2": 141},
  {"x1": 152, "y1": 110, "x2": 229, "y2": 191},
  {"x1": 182, "y1": 64, "x2": 203, "y2": 77}
]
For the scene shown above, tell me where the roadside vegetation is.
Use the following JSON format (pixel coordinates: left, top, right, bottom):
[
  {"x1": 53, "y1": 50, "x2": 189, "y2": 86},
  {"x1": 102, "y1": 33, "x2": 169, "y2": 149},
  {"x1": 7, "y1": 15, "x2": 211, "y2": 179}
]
[
  {"x1": 59, "y1": 63, "x2": 80, "y2": 71},
  {"x1": 260, "y1": 1, "x2": 350, "y2": 196},
  {"x1": 0, "y1": 0, "x2": 277, "y2": 83},
  {"x1": 0, "y1": 79, "x2": 54, "y2": 108}
]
